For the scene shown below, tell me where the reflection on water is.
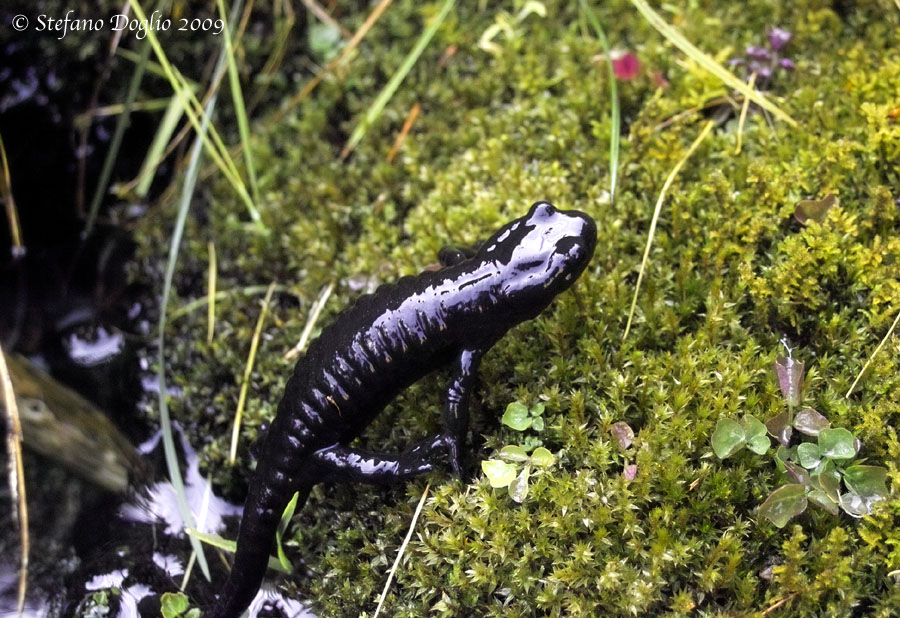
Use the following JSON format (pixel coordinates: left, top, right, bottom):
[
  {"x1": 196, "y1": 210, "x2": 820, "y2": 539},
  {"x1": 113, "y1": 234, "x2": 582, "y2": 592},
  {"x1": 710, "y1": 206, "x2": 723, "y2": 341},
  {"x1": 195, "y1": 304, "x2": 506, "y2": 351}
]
[{"x1": 119, "y1": 428, "x2": 241, "y2": 536}]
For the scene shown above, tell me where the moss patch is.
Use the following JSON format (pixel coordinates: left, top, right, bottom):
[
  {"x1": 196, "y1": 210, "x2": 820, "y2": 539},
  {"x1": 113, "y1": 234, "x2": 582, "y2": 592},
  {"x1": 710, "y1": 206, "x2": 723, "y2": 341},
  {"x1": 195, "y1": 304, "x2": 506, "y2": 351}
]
[{"x1": 135, "y1": 0, "x2": 900, "y2": 615}]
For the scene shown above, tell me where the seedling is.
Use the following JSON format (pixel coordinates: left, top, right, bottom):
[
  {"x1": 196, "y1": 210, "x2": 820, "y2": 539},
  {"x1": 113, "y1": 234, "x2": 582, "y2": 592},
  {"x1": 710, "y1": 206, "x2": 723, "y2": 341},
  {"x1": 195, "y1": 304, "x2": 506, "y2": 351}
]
[
  {"x1": 711, "y1": 347, "x2": 889, "y2": 527},
  {"x1": 482, "y1": 402, "x2": 554, "y2": 502}
]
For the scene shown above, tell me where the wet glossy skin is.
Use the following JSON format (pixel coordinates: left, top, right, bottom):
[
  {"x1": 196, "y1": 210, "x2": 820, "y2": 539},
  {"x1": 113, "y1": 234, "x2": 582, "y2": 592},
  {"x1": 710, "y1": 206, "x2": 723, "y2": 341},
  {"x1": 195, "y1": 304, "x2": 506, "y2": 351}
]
[{"x1": 211, "y1": 201, "x2": 597, "y2": 618}]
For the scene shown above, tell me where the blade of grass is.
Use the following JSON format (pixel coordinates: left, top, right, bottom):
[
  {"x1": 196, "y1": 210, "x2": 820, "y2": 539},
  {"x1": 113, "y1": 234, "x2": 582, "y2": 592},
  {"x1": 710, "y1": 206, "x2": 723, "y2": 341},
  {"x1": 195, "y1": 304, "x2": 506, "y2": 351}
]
[
  {"x1": 156, "y1": 92, "x2": 223, "y2": 585},
  {"x1": 207, "y1": 241, "x2": 217, "y2": 345},
  {"x1": 229, "y1": 282, "x2": 277, "y2": 464},
  {"x1": 623, "y1": 120, "x2": 714, "y2": 341},
  {"x1": 126, "y1": 0, "x2": 264, "y2": 230},
  {"x1": 734, "y1": 72, "x2": 757, "y2": 154},
  {"x1": 186, "y1": 529, "x2": 291, "y2": 573},
  {"x1": 216, "y1": 0, "x2": 260, "y2": 205},
  {"x1": 0, "y1": 133, "x2": 24, "y2": 256},
  {"x1": 628, "y1": 0, "x2": 796, "y2": 126},
  {"x1": 341, "y1": 0, "x2": 455, "y2": 159},
  {"x1": 579, "y1": 0, "x2": 620, "y2": 204},
  {"x1": 1, "y1": 344, "x2": 29, "y2": 616},
  {"x1": 274, "y1": 491, "x2": 300, "y2": 571},
  {"x1": 170, "y1": 284, "x2": 288, "y2": 321},
  {"x1": 85, "y1": 31, "x2": 152, "y2": 236},
  {"x1": 284, "y1": 280, "x2": 335, "y2": 361},
  {"x1": 133, "y1": 92, "x2": 190, "y2": 198},
  {"x1": 846, "y1": 308, "x2": 900, "y2": 398},
  {"x1": 372, "y1": 483, "x2": 430, "y2": 618}
]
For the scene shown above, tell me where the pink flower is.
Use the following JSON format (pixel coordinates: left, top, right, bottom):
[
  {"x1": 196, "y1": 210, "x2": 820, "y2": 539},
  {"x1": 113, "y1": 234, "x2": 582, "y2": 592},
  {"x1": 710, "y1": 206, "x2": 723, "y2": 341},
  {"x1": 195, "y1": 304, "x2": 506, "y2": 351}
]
[{"x1": 611, "y1": 51, "x2": 641, "y2": 80}]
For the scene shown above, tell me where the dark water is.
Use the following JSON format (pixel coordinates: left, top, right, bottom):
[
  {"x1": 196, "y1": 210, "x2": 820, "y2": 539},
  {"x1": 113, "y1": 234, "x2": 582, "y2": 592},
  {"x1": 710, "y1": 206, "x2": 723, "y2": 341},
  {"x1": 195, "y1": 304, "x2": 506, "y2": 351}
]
[{"x1": 0, "y1": 5, "x2": 312, "y2": 616}]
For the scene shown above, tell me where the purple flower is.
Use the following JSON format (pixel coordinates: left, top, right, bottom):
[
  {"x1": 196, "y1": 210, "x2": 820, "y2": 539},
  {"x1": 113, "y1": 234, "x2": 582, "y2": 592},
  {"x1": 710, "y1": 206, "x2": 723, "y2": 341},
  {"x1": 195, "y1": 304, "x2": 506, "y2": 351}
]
[
  {"x1": 779, "y1": 58, "x2": 796, "y2": 70},
  {"x1": 768, "y1": 27, "x2": 792, "y2": 51},
  {"x1": 745, "y1": 45, "x2": 772, "y2": 61}
]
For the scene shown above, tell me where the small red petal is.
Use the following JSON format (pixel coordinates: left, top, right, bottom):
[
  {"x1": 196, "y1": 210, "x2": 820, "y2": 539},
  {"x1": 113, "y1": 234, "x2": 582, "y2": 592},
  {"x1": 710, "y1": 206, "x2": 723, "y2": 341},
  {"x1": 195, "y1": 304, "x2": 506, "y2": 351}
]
[{"x1": 612, "y1": 52, "x2": 641, "y2": 80}]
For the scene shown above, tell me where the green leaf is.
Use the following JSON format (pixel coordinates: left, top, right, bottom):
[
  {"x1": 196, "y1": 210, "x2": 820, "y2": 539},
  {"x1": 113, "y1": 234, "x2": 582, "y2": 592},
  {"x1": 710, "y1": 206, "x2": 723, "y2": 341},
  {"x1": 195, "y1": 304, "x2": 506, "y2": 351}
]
[
  {"x1": 818, "y1": 428, "x2": 858, "y2": 459},
  {"x1": 773, "y1": 445, "x2": 790, "y2": 473},
  {"x1": 747, "y1": 433, "x2": 771, "y2": 455},
  {"x1": 843, "y1": 465, "x2": 889, "y2": 505},
  {"x1": 759, "y1": 484, "x2": 808, "y2": 528},
  {"x1": 796, "y1": 443, "x2": 821, "y2": 469},
  {"x1": 502, "y1": 402, "x2": 532, "y2": 431},
  {"x1": 807, "y1": 489, "x2": 840, "y2": 515},
  {"x1": 531, "y1": 416, "x2": 545, "y2": 431},
  {"x1": 811, "y1": 459, "x2": 841, "y2": 502},
  {"x1": 742, "y1": 415, "x2": 767, "y2": 439},
  {"x1": 793, "y1": 408, "x2": 830, "y2": 436},
  {"x1": 530, "y1": 447, "x2": 554, "y2": 467},
  {"x1": 711, "y1": 418, "x2": 746, "y2": 459},
  {"x1": 775, "y1": 356, "x2": 804, "y2": 407},
  {"x1": 529, "y1": 403, "x2": 546, "y2": 417},
  {"x1": 766, "y1": 411, "x2": 793, "y2": 447},
  {"x1": 508, "y1": 465, "x2": 530, "y2": 503},
  {"x1": 784, "y1": 461, "x2": 810, "y2": 486},
  {"x1": 482, "y1": 459, "x2": 517, "y2": 488},
  {"x1": 499, "y1": 445, "x2": 529, "y2": 463},
  {"x1": 839, "y1": 492, "x2": 869, "y2": 517},
  {"x1": 794, "y1": 194, "x2": 838, "y2": 225},
  {"x1": 161, "y1": 593, "x2": 189, "y2": 618}
]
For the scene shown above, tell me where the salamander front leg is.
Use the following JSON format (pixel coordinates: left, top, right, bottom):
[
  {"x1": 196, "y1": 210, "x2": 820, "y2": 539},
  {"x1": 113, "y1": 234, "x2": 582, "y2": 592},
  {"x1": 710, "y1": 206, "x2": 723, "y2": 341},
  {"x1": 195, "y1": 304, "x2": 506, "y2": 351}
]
[
  {"x1": 311, "y1": 436, "x2": 448, "y2": 484},
  {"x1": 441, "y1": 348, "x2": 484, "y2": 477}
]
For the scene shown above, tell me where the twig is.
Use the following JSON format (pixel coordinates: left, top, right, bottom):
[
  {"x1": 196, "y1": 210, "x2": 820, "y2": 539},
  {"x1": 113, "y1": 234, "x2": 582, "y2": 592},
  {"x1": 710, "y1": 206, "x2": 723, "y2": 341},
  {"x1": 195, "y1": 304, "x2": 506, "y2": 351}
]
[
  {"x1": 734, "y1": 72, "x2": 757, "y2": 154},
  {"x1": 1, "y1": 344, "x2": 29, "y2": 616},
  {"x1": 284, "y1": 281, "x2": 335, "y2": 361},
  {"x1": 207, "y1": 242, "x2": 218, "y2": 344},
  {"x1": 229, "y1": 282, "x2": 278, "y2": 463},
  {"x1": 846, "y1": 308, "x2": 900, "y2": 398},
  {"x1": 300, "y1": 0, "x2": 352, "y2": 38},
  {"x1": 623, "y1": 120, "x2": 715, "y2": 341},
  {"x1": 387, "y1": 103, "x2": 421, "y2": 163},
  {"x1": 762, "y1": 592, "x2": 798, "y2": 615},
  {"x1": 373, "y1": 483, "x2": 430, "y2": 618},
  {"x1": 0, "y1": 133, "x2": 24, "y2": 256}
]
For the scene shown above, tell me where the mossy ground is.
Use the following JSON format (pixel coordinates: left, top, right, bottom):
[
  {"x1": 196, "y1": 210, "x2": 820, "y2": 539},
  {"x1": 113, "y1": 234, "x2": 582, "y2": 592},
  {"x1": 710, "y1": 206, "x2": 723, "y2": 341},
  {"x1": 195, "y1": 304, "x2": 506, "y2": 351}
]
[{"x1": 135, "y1": 1, "x2": 900, "y2": 615}]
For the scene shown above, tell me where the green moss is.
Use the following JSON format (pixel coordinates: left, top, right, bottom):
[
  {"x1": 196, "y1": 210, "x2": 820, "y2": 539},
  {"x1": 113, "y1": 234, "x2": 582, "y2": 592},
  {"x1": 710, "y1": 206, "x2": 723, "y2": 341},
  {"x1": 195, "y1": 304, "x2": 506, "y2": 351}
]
[{"x1": 133, "y1": 0, "x2": 900, "y2": 615}]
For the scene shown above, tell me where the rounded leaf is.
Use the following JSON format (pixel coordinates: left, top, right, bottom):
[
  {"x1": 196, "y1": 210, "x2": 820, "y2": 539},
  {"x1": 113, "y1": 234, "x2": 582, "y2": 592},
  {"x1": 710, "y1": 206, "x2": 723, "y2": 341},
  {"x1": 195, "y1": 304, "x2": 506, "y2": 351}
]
[
  {"x1": 766, "y1": 411, "x2": 793, "y2": 447},
  {"x1": 759, "y1": 484, "x2": 808, "y2": 528},
  {"x1": 482, "y1": 459, "x2": 517, "y2": 488},
  {"x1": 742, "y1": 415, "x2": 768, "y2": 439},
  {"x1": 793, "y1": 408, "x2": 830, "y2": 436},
  {"x1": 531, "y1": 416, "x2": 545, "y2": 431},
  {"x1": 610, "y1": 421, "x2": 635, "y2": 451},
  {"x1": 529, "y1": 403, "x2": 546, "y2": 417},
  {"x1": 747, "y1": 433, "x2": 771, "y2": 455},
  {"x1": 796, "y1": 442, "x2": 821, "y2": 469},
  {"x1": 806, "y1": 489, "x2": 839, "y2": 516},
  {"x1": 530, "y1": 447, "x2": 554, "y2": 467},
  {"x1": 500, "y1": 445, "x2": 529, "y2": 462},
  {"x1": 843, "y1": 465, "x2": 889, "y2": 503},
  {"x1": 711, "y1": 418, "x2": 746, "y2": 459},
  {"x1": 502, "y1": 402, "x2": 532, "y2": 431},
  {"x1": 818, "y1": 428, "x2": 857, "y2": 459},
  {"x1": 811, "y1": 459, "x2": 841, "y2": 502},
  {"x1": 839, "y1": 492, "x2": 868, "y2": 518},
  {"x1": 508, "y1": 466, "x2": 530, "y2": 503},
  {"x1": 775, "y1": 356, "x2": 804, "y2": 407}
]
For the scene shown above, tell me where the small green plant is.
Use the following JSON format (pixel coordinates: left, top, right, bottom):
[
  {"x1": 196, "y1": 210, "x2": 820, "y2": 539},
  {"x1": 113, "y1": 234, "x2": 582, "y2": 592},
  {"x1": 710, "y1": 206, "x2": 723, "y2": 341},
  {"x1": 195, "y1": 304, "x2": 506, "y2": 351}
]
[
  {"x1": 482, "y1": 402, "x2": 554, "y2": 502},
  {"x1": 160, "y1": 592, "x2": 200, "y2": 618},
  {"x1": 711, "y1": 347, "x2": 889, "y2": 527}
]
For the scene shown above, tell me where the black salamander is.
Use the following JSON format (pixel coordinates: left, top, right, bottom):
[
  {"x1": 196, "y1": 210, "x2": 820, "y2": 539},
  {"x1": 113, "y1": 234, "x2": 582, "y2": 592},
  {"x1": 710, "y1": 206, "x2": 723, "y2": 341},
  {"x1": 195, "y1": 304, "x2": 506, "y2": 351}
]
[{"x1": 211, "y1": 201, "x2": 597, "y2": 618}]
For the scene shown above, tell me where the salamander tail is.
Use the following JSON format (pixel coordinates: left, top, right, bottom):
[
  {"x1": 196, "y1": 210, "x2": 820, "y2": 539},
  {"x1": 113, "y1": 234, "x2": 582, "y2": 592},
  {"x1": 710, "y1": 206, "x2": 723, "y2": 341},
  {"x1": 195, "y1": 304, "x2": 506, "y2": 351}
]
[{"x1": 209, "y1": 471, "x2": 310, "y2": 618}]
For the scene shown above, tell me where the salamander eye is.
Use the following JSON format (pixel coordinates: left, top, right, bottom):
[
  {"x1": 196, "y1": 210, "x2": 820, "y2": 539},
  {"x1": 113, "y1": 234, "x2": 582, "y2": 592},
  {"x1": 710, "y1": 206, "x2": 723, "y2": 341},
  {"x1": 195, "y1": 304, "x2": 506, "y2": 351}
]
[{"x1": 529, "y1": 202, "x2": 556, "y2": 219}]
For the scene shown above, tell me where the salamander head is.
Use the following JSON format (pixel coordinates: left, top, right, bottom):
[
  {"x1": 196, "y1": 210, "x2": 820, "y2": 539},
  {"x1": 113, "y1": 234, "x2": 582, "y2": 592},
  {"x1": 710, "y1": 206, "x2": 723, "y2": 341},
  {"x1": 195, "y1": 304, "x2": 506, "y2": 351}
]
[{"x1": 480, "y1": 201, "x2": 597, "y2": 318}]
